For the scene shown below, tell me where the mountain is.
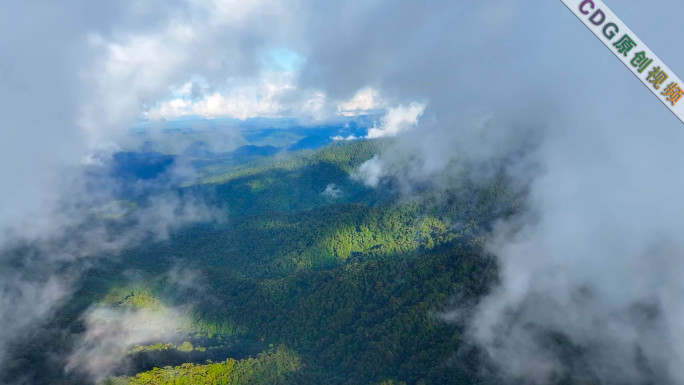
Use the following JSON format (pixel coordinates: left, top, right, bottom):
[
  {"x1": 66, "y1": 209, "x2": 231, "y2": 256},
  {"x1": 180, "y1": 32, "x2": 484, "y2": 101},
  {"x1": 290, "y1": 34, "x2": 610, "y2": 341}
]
[
  {"x1": 2, "y1": 139, "x2": 519, "y2": 385},
  {"x1": 287, "y1": 135, "x2": 333, "y2": 151},
  {"x1": 110, "y1": 152, "x2": 176, "y2": 180},
  {"x1": 228, "y1": 144, "x2": 280, "y2": 158}
]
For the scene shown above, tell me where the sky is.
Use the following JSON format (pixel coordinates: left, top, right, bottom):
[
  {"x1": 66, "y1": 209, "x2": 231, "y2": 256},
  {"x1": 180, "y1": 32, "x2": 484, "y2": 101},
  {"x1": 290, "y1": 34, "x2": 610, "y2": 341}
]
[{"x1": 3, "y1": 0, "x2": 684, "y2": 383}]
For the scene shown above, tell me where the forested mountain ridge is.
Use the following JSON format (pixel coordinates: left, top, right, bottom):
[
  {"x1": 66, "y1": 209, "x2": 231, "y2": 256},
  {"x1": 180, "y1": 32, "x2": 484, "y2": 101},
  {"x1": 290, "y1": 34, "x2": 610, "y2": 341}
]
[{"x1": 3, "y1": 139, "x2": 519, "y2": 385}]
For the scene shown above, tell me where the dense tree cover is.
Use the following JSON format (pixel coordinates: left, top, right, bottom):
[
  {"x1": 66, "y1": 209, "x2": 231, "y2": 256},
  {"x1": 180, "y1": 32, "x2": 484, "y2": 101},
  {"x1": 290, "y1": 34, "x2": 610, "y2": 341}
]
[
  {"x1": 2, "y1": 139, "x2": 531, "y2": 385},
  {"x1": 88, "y1": 138, "x2": 514, "y2": 384},
  {"x1": 189, "y1": 140, "x2": 393, "y2": 216},
  {"x1": 140, "y1": 154, "x2": 513, "y2": 279},
  {"x1": 205, "y1": 241, "x2": 498, "y2": 384},
  {"x1": 102, "y1": 346, "x2": 301, "y2": 385},
  {"x1": 129, "y1": 341, "x2": 205, "y2": 354},
  {"x1": 94, "y1": 242, "x2": 497, "y2": 384},
  {"x1": 201, "y1": 139, "x2": 387, "y2": 186}
]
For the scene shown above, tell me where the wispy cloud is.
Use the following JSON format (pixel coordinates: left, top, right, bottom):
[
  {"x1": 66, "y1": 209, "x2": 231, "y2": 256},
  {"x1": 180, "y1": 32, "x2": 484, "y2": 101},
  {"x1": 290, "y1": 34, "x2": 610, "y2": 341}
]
[
  {"x1": 321, "y1": 183, "x2": 344, "y2": 198},
  {"x1": 67, "y1": 304, "x2": 190, "y2": 382},
  {"x1": 351, "y1": 155, "x2": 387, "y2": 188}
]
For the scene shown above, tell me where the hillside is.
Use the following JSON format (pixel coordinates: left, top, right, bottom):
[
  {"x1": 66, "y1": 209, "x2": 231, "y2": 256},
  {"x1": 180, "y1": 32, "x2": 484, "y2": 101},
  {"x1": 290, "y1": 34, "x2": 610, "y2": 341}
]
[{"x1": 3, "y1": 139, "x2": 518, "y2": 385}]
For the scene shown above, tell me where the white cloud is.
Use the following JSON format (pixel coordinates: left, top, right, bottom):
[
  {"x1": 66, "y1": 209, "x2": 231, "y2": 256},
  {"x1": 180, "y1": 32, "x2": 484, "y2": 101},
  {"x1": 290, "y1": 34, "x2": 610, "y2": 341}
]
[
  {"x1": 322, "y1": 183, "x2": 343, "y2": 198},
  {"x1": 80, "y1": 23, "x2": 197, "y2": 145},
  {"x1": 336, "y1": 87, "x2": 385, "y2": 117},
  {"x1": 351, "y1": 155, "x2": 386, "y2": 188},
  {"x1": 67, "y1": 305, "x2": 190, "y2": 382},
  {"x1": 78, "y1": 0, "x2": 283, "y2": 145},
  {"x1": 146, "y1": 78, "x2": 393, "y2": 122},
  {"x1": 144, "y1": 73, "x2": 333, "y2": 121},
  {"x1": 366, "y1": 102, "x2": 426, "y2": 139},
  {"x1": 196, "y1": 0, "x2": 271, "y2": 26},
  {"x1": 171, "y1": 76, "x2": 210, "y2": 99},
  {"x1": 331, "y1": 134, "x2": 359, "y2": 141}
]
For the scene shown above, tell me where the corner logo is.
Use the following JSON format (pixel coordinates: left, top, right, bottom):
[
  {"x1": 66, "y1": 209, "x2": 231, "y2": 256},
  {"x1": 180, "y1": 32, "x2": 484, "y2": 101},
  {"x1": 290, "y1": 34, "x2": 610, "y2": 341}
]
[{"x1": 561, "y1": 0, "x2": 684, "y2": 123}]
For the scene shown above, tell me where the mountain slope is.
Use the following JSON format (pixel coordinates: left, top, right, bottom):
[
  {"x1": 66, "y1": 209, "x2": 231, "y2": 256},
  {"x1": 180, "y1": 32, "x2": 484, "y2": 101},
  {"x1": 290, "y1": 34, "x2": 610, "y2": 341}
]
[{"x1": 2, "y1": 139, "x2": 518, "y2": 385}]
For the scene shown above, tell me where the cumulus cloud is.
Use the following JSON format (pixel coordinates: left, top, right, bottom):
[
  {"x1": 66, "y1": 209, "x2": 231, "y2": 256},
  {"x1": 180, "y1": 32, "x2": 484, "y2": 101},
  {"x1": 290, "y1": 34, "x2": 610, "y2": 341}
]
[
  {"x1": 366, "y1": 102, "x2": 426, "y2": 139},
  {"x1": 75, "y1": 0, "x2": 304, "y2": 146},
  {"x1": 145, "y1": 73, "x2": 325, "y2": 120},
  {"x1": 336, "y1": 87, "x2": 385, "y2": 117},
  {"x1": 146, "y1": 78, "x2": 389, "y2": 122},
  {"x1": 331, "y1": 134, "x2": 360, "y2": 141},
  {"x1": 332, "y1": 100, "x2": 426, "y2": 141}
]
